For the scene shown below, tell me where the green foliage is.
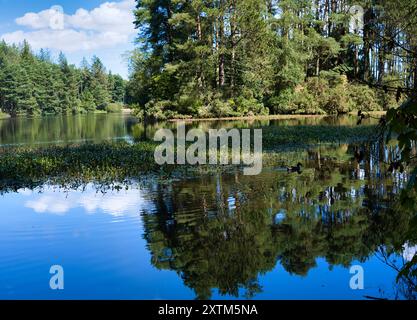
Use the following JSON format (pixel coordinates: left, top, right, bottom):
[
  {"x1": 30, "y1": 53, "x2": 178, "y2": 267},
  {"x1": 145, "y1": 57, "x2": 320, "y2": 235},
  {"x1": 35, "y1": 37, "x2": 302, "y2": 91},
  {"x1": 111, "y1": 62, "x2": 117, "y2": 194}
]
[
  {"x1": 0, "y1": 41, "x2": 126, "y2": 116},
  {"x1": 128, "y1": 0, "x2": 395, "y2": 118},
  {"x1": 348, "y1": 84, "x2": 381, "y2": 112},
  {"x1": 105, "y1": 102, "x2": 124, "y2": 113},
  {"x1": 0, "y1": 123, "x2": 378, "y2": 191},
  {"x1": 0, "y1": 142, "x2": 159, "y2": 190},
  {"x1": 268, "y1": 74, "x2": 381, "y2": 115},
  {"x1": 80, "y1": 91, "x2": 96, "y2": 112}
]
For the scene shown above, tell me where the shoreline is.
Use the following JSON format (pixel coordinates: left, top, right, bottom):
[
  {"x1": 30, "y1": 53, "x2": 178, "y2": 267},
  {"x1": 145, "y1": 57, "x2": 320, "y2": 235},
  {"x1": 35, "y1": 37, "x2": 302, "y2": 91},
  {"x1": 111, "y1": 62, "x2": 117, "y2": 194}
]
[
  {"x1": 0, "y1": 113, "x2": 11, "y2": 120},
  {"x1": 0, "y1": 110, "x2": 386, "y2": 121},
  {"x1": 168, "y1": 111, "x2": 387, "y2": 122}
]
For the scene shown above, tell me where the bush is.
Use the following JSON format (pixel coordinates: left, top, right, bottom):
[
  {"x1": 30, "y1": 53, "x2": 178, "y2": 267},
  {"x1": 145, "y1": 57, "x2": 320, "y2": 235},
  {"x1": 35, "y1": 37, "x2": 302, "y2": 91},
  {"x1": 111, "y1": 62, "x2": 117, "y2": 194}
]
[
  {"x1": 267, "y1": 89, "x2": 297, "y2": 114},
  {"x1": 80, "y1": 92, "x2": 96, "y2": 112},
  {"x1": 197, "y1": 92, "x2": 235, "y2": 118},
  {"x1": 268, "y1": 74, "x2": 382, "y2": 115},
  {"x1": 325, "y1": 87, "x2": 349, "y2": 114},
  {"x1": 268, "y1": 86, "x2": 324, "y2": 115},
  {"x1": 234, "y1": 96, "x2": 269, "y2": 116},
  {"x1": 145, "y1": 100, "x2": 182, "y2": 120},
  {"x1": 348, "y1": 84, "x2": 381, "y2": 112},
  {"x1": 105, "y1": 103, "x2": 124, "y2": 113},
  {"x1": 292, "y1": 88, "x2": 324, "y2": 114}
]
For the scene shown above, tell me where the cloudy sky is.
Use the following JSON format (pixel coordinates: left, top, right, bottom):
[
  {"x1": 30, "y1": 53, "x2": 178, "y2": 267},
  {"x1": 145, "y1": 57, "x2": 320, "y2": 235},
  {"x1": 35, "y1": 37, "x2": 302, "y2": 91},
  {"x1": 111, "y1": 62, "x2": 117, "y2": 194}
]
[{"x1": 0, "y1": 0, "x2": 137, "y2": 78}]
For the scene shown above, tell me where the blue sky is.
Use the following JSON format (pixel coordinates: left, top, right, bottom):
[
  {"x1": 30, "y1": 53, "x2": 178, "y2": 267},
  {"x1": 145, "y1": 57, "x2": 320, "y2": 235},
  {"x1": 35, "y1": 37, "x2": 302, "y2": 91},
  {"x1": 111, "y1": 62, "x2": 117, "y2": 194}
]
[{"x1": 0, "y1": 0, "x2": 137, "y2": 78}]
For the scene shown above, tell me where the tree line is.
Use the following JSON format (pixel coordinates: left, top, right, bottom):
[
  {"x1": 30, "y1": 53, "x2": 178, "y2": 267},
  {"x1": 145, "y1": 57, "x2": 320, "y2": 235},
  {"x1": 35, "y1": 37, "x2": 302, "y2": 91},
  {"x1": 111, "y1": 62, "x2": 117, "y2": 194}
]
[
  {"x1": 0, "y1": 40, "x2": 126, "y2": 117},
  {"x1": 127, "y1": 0, "x2": 417, "y2": 119}
]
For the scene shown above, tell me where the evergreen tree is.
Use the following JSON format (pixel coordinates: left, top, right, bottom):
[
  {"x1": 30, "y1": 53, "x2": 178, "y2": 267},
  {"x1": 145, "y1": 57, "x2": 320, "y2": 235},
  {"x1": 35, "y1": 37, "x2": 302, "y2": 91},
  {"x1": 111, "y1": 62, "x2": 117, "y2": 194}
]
[
  {"x1": 0, "y1": 42, "x2": 124, "y2": 116},
  {"x1": 89, "y1": 56, "x2": 110, "y2": 109},
  {"x1": 129, "y1": 0, "x2": 417, "y2": 118}
]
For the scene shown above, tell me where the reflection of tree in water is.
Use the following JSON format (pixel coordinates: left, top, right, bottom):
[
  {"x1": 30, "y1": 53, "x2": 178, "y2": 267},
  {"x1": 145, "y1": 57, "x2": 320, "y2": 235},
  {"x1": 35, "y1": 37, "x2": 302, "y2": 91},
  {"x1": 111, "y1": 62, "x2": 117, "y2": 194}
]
[
  {"x1": 0, "y1": 114, "x2": 136, "y2": 146},
  {"x1": 141, "y1": 144, "x2": 416, "y2": 299},
  {"x1": 371, "y1": 245, "x2": 417, "y2": 300},
  {"x1": 142, "y1": 175, "x2": 279, "y2": 299}
]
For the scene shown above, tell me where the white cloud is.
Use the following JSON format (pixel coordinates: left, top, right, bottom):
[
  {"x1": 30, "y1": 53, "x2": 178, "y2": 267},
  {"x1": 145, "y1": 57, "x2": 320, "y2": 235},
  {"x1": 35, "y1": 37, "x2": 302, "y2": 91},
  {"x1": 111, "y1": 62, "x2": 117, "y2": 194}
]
[
  {"x1": 68, "y1": 1, "x2": 136, "y2": 34},
  {"x1": 2, "y1": 29, "x2": 130, "y2": 52},
  {"x1": 1, "y1": 0, "x2": 136, "y2": 52}
]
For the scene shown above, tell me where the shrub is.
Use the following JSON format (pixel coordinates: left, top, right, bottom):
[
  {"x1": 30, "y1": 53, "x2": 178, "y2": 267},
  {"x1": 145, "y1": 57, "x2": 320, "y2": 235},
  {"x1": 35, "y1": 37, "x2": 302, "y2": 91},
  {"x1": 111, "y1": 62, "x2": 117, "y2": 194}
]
[
  {"x1": 145, "y1": 100, "x2": 181, "y2": 120},
  {"x1": 105, "y1": 103, "x2": 123, "y2": 113},
  {"x1": 267, "y1": 89, "x2": 297, "y2": 114},
  {"x1": 234, "y1": 96, "x2": 269, "y2": 116},
  {"x1": 197, "y1": 92, "x2": 235, "y2": 118},
  {"x1": 348, "y1": 84, "x2": 381, "y2": 112},
  {"x1": 268, "y1": 74, "x2": 382, "y2": 115},
  {"x1": 292, "y1": 89, "x2": 324, "y2": 114},
  {"x1": 80, "y1": 92, "x2": 96, "y2": 112},
  {"x1": 324, "y1": 86, "x2": 349, "y2": 114}
]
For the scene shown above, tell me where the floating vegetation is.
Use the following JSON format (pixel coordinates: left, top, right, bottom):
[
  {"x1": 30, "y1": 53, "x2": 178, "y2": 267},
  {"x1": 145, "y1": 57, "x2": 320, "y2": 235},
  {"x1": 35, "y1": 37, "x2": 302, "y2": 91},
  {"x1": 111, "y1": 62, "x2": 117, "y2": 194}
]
[
  {"x1": 261, "y1": 124, "x2": 379, "y2": 150},
  {"x1": 0, "y1": 124, "x2": 380, "y2": 192}
]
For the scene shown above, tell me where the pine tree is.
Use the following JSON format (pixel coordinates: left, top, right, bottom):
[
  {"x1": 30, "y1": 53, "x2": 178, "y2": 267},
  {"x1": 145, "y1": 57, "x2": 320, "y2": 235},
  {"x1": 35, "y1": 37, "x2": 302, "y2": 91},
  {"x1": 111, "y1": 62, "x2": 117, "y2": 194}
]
[
  {"x1": 0, "y1": 41, "x2": 125, "y2": 116},
  {"x1": 89, "y1": 56, "x2": 110, "y2": 109}
]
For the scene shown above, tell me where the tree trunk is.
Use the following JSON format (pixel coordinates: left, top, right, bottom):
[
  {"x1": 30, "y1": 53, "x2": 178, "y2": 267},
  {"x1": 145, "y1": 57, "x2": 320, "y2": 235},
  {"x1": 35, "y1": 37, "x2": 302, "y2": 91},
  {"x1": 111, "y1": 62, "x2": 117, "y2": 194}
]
[
  {"x1": 230, "y1": 0, "x2": 237, "y2": 91},
  {"x1": 197, "y1": 13, "x2": 203, "y2": 88},
  {"x1": 363, "y1": 7, "x2": 373, "y2": 81},
  {"x1": 414, "y1": 60, "x2": 417, "y2": 90},
  {"x1": 218, "y1": 0, "x2": 225, "y2": 88}
]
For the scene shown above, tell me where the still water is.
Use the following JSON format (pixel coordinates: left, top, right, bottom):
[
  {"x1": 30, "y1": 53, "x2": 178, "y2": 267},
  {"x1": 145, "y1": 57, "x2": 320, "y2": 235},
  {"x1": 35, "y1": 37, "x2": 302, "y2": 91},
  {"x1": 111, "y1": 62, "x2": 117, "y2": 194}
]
[{"x1": 0, "y1": 114, "x2": 415, "y2": 299}]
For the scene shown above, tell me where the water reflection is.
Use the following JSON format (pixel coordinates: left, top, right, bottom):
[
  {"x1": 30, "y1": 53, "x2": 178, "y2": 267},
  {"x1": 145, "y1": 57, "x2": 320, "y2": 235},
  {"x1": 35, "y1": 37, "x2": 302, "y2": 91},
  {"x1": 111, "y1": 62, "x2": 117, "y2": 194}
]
[
  {"x1": 0, "y1": 113, "x2": 378, "y2": 147},
  {"x1": 0, "y1": 113, "x2": 139, "y2": 147},
  {"x1": 139, "y1": 142, "x2": 416, "y2": 299},
  {"x1": 0, "y1": 139, "x2": 416, "y2": 299}
]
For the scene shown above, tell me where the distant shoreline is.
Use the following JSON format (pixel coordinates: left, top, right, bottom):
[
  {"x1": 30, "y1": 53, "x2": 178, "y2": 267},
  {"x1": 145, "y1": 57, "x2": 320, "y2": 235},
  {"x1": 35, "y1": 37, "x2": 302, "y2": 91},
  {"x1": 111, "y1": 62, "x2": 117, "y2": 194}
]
[
  {"x1": 0, "y1": 110, "x2": 386, "y2": 121},
  {"x1": 168, "y1": 111, "x2": 387, "y2": 122}
]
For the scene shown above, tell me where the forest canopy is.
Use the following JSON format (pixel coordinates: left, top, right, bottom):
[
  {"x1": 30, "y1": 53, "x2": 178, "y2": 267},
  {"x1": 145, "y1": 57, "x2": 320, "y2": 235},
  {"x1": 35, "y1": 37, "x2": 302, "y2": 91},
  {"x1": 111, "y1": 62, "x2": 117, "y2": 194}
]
[
  {"x1": 1, "y1": 0, "x2": 416, "y2": 119},
  {"x1": 0, "y1": 40, "x2": 126, "y2": 116},
  {"x1": 126, "y1": 0, "x2": 416, "y2": 119}
]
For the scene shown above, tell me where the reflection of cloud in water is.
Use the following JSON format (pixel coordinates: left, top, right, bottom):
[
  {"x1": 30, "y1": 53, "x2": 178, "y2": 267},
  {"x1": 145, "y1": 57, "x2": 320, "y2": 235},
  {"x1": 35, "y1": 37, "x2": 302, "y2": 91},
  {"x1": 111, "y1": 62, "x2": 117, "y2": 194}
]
[
  {"x1": 23, "y1": 185, "x2": 149, "y2": 216},
  {"x1": 26, "y1": 195, "x2": 72, "y2": 214}
]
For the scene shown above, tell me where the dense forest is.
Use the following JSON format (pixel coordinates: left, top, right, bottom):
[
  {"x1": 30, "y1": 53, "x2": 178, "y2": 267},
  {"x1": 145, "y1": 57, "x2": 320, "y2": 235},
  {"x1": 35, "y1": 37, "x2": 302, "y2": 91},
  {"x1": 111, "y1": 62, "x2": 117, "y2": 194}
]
[
  {"x1": 1, "y1": 0, "x2": 416, "y2": 120},
  {"x1": 127, "y1": 0, "x2": 417, "y2": 119},
  {"x1": 0, "y1": 40, "x2": 126, "y2": 117}
]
